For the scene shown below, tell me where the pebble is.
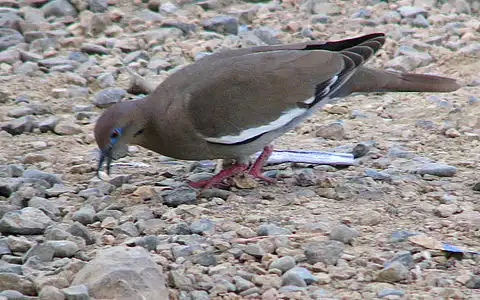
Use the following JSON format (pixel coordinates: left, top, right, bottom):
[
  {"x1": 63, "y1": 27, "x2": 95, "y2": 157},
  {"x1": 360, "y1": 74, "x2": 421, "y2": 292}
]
[
  {"x1": 0, "y1": 207, "x2": 52, "y2": 235},
  {"x1": 190, "y1": 218, "x2": 213, "y2": 234},
  {"x1": 376, "y1": 262, "x2": 409, "y2": 283},
  {"x1": 72, "y1": 206, "x2": 95, "y2": 225},
  {"x1": 46, "y1": 240, "x2": 79, "y2": 258},
  {"x1": 329, "y1": 224, "x2": 359, "y2": 244},
  {"x1": 201, "y1": 15, "x2": 239, "y2": 35},
  {"x1": 61, "y1": 284, "x2": 89, "y2": 300},
  {"x1": 92, "y1": 88, "x2": 127, "y2": 108},
  {"x1": 284, "y1": 267, "x2": 316, "y2": 285},
  {"x1": 269, "y1": 256, "x2": 295, "y2": 273},
  {"x1": 465, "y1": 275, "x2": 480, "y2": 289},
  {"x1": 39, "y1": 285, "x2": 66, "y2": 300},
  {"x1": 7, "y1": 235, "x2": 34, "y2": 252},
  {"x1": 161, "y1": 186, "x2": 197, "y2": 207},
  {"x1": 257, "y1": 223, "x2": 292, "y2": 236},
  {"x1": 415, "y1": 163, "x2": 457, "y2": 177},
  {"x1": 304, "y1": 240, "x2": 344, "y2": 265},
  {"x1": 315, "y1": 122, "x2": 345, "y2": 140}
]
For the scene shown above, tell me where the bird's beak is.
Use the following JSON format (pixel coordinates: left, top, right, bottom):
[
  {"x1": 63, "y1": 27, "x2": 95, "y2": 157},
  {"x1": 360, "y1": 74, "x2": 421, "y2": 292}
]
[{"x1": 97, "y1": 146, "x2": 113, "y2": 178}]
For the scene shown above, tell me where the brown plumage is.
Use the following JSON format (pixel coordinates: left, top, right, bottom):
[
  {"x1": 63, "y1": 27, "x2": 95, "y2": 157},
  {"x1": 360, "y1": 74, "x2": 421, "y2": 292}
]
[{"x1": 94, "y1": 33, "x2": 460, "y2": 188}]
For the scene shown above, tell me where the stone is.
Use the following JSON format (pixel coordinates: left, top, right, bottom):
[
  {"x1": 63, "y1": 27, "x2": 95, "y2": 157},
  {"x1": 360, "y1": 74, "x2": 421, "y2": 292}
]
[
  {"x1": 23, "y1": 169, "x2": 61, "y2": 187},
  {"x1": 0, "y1": 273, "x2": 35, "y2": 295},
  {"x1": 7, "y1": 235, "x2": 34, "y2": 252},
  {"x1": 329, "y1": 224, "x2": 359, "y2": 244},
  {"x1": 68, "y1": 222, "x2": 95, "y2": 245},
  {"x1": 0, "y1": 260, "x2": 22, "y2": 274},
  {"x1": 234, "y1": 276, "x2": 255, "y2": 292},
  {"x1": 376, "y1": 262, "x2": 409, "y2": 283},
  {"x1": 190, "y1": 218, "x2": 213, "y2": 234},
  {"x1": 162, "y1": 186, "x2": 197, "y2": 207},
  {"x1": 54, "y1": 121, "x2": 83, "y2": 135},
  {"x1": 465, "y1": 275, "x2": 480, "y2": 289},
  {"x1": 46, "y1": 240, "x2": 80, "y2": 258},
  {"x1": 281, "y1": 271, "x2": 307, "y2": 287},
  {"x1": 1, "y1": 115, "x2": 36, "y2": 135},
  {"x1": 304, "y1": 240, "x2": 344, "y2": 265},
  {"x1": 72, "y1": 246, "x2": 168, "y2": 299},
  {"x1": 62, "y1": 284, "x2": 90, "y2": 300},
  {"x1": 257, "y1": 223, "x2": 291, "y2": 236},
  {"x1": 24, "y1": 242, "x2": 55, "y2": 262},
  {"x1": 0, "y1": 28, "x2": 24, "y2": 51},
  {"x1": 397, "y1": 6, "x2": 428, "y2": 18},
  {"x1": 42, "y1": 0, "x2": 78, "y2": 17},
  {"x1": 88, "y1": 0, "x2": 107, "y2": 12},
  {"x1": 0, "y1": 207, "x2": 52, "y2": 235},
  {"x1": 315, "y1": 122, "x2": 345, "y2": 140},
  {"x1": 39, "y1": 285, "x2": 66, "y2": 300},
  {"x1": 415, "y1": 163, "x2": 457, "y2": 177},
  {"x1": 72, "y1": 206, "x2": 95, "y2": 225},
  {"x1": 29, "y1": 196, "x2": 60, "y2": 219},
  {"x1": 244, "y1": 243, "x2": 265, "y2": 258},
  {"x1": 7, "y1": 106, "x2": 34, "y2": 118},
  {"x1": 201, "y1": 15, "x2": 239, "y2": 35},
  {"x1": 93, "y1": 88, "x2": 127, "y2": 108},
  {"x1": 269, "y1": 256, "x2": 295, "y2": 273},
  {"x1": 38, "y1": 116, "x2": 61, "y2": 133}
]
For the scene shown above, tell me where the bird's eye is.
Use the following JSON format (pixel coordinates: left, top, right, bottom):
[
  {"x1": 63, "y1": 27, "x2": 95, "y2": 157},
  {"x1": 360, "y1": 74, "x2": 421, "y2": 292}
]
[
  {"x1": 110, "y1": 128, "x2": 121, "y2": 140},
  {"x1": 134, "y1": 129, "x2": 144, "y2": 137}
]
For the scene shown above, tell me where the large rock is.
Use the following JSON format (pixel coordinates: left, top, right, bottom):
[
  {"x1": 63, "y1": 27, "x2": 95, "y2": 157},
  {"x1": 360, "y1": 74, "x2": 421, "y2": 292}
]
[
  {"x1": 0, "y1": 207, "x2": 53, "y2": 235},
  {"x1": 72, "y1": 246, "x2": 168, "y2": 300}
]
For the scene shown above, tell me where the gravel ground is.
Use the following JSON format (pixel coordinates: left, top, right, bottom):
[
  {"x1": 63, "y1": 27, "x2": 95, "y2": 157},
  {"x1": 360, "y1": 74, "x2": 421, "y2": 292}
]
[{"x1": 0, "y1": 0, "x2": 479, "y2": 299}]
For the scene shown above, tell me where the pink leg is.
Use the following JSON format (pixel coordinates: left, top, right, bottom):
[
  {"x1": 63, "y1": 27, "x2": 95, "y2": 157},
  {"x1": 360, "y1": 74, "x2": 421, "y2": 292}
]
[
  {"x1": 248, "y1": 145, "x2": 275, "y2": 183},
  {"x1": 188, "y1": 163, "x2": 249, "y2": 189}
]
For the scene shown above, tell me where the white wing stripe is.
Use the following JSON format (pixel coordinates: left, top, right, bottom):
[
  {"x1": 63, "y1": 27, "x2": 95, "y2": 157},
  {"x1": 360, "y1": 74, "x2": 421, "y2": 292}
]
[{"x1": 205, "y1": 107, "x2": 307, "y2": 145}]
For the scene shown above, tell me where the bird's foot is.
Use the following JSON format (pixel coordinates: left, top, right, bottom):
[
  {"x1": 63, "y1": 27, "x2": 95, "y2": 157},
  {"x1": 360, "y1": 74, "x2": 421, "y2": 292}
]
[
  {"x1": 247, "y1": 145, "x2": 275, "y2": 183},
  {"x1": 188, "y1": 163, "x2": 249, "y2": 189}
]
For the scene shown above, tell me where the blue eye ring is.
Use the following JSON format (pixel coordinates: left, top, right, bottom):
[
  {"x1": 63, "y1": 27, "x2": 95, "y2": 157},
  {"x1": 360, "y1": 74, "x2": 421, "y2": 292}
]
[{"x1": 110, "y1": 127, "x2": 122, "y2": 142}]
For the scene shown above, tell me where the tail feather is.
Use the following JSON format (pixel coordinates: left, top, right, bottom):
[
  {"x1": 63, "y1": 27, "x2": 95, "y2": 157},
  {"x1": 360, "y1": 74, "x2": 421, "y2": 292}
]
[{"x1": 345, "y1": 67, "x2": 460, "y2": 94}]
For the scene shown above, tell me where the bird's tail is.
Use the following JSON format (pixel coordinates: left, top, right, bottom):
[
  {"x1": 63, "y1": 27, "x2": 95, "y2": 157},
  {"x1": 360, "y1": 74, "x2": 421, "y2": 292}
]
[{"x1": 338, "y1": 67, "x2": 460, "y2": 95}]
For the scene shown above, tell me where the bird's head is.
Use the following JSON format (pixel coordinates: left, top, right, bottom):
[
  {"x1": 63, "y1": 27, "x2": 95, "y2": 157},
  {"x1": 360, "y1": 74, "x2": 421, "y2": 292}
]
[{"x1": 94, "y1": 101, "x2": 147, "y2": 176}]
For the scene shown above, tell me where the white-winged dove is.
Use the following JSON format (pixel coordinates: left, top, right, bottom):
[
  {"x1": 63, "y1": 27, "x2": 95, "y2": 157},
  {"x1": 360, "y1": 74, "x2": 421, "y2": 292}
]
[{"x1": 94, "y1": 33, "x2": 460, "y2": 188}]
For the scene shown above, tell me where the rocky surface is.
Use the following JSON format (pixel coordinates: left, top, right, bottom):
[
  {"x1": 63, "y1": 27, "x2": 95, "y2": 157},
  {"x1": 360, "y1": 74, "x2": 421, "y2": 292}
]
[{"x1": 0, "y1": 0, "x2": 480, "y2": 299}]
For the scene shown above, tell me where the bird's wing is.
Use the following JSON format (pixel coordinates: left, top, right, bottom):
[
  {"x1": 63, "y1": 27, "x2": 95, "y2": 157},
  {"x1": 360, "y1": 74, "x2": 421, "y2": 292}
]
[{"x1": 177, "y1": 34, "x2": 385, "y2": 145}]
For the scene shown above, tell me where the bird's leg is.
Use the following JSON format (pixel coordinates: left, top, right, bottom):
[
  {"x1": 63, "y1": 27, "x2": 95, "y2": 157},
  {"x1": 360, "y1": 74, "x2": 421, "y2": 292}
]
[
  {"x1": 248, "y1": 145, "x2": 275, "y2": 183},
  {"x1": 188, "y1": 163, "x2": 249, "y2": 189}
]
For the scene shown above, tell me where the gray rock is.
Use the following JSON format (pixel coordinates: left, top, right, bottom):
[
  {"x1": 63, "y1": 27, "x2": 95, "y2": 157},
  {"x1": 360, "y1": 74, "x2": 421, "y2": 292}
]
[
  {"x1": 38, "y1": 116, "x2": 61, "y2": 133},
  {"x1": 281, "y1": 271, "x2": 307, "y2": 287},
  {"x1": 315, "y1": 121, "x2": 345, "y2": 140},
  {"x1": 28, "y1": 196, "x2": 60, "y2": 219},
  {"x1": 7, "y1": 164, "x2": 24, "y2": 177},
  {"x1": 397, "y1": 6, "x2": 427, "y2": 18},
  {"x1": 39, "y1": 285, "x2": 66, "y2": 300},
  {"x1": 284, "y1": 267, "x2": 316, "y2": 285},
  {"x1": 0, "y1": 273, "x2": 35, "y2": 295},
  {"x1": 411, "y1": 14, "x2": 429, "y2": 27},
  {"x1": 190, "y1": 219, "x2": 213, "y2": 234},
  {"x1": 162, "y1": 186, "x2": 197, "y2": 207},
  {"x1": 466, "y1": 275, "x2": 480, "y2": 289},
  {"x1": 88, "y1": 0, "x2": 107, "y2": 12},
  {"x1": 78, "y1": 188, "x2": 102, "y2": 199},
  {"x1": 0, "y1": 290, "x2": 28, "y2": 299},
  {"x1": 457, "y1": 43, "x2": 480, "y2": 55},
  {"x1": 46, "y1": 240, "x2": 79, "y2": 258},
  {"x1": 329, "y1": 224, "x2": 359, "y2": 244},
  {"x1": 42, "y1": 0, "x2": 78, "y2": 17},
  {"x1": 23, "y1": 169, "x2": 61, "y2": 187},
  {"x1": 62, "y1": 284, "x2": 90, "y2": 300},
  {"x1": 7, "y1": 235, "x2": 35, "y2": 252},
  {"x1": 167, "y1": 222, "x2": 191, "y2": 235},
  {"x1": 95, "y1": 209, "x2": 122, "y2": 222},
  {"x1": 2, "y1": 255, "x2": 23, "y2": 265},
  {"x1": 415, "y1": 163, "x2": 457, "y2": 177},
  {"x1": 46, "y1": 184, "x2": 75, "y2": 197},
  {"x1": 233, "y1": 276, "x2": 254, "y2": 292},
  {"x1": 23, "y1": 242, "x2": 55, "y2": 262},
  {"x1": 54, "y1": 121, "x2": 83, "y2": 135},
  {"x1": 252, "y1": 27, "x2": 281, "y2": 45},
  {"x1": 14, "y1": 61, "x2": 40, "y2": 75},
  {"x1": 72, "y1": 206, "x2": 95, "y2": 225},
  {"x1": 304, "y1": 240, "x2": 344, "y2": 265},
  {"x1": 257, "y1": 223, "x2": 291, "y2": 236},
  {"x1": 1, "y1": 115, "x2": 36, "y2": 135},
  {"x1": 7, "y1": 106, "x2": 34, "y2": 118},
  {"x1": 0, "y1": 28, "x2": 24, "y2": 51},
  {"x1": 68, "y1": 222, "x2": 95, "y2": 245},
  {"x1": 132, "y1": 235, "x2": 158, "y2": 252},
  {"x1": 113, "y1": 222, "x2": 140, "y2": 237},
  {"x1": 80, "y1": 43, "x2": 109, "y2": 55},
  {"x1": 0, "y1": 260, "x2": 22, "y2": 274},
  {"x1": 0, "y1": 12, "x2": 22, "y2": 31},
  {"x1": 269, "y1": 256, "x2": 295, "y2": 273},
  {"x1": 377, "y1": 288, "x2": 405, "y2": 298},
  {"x1": 201, "y1": 15, "x2": 239, "y2": 35},
  {"x1": 168, "y1": 270, "x2": 193, "y2": 291},
  {"x1": 192, "y1": 252, "x2": 217, "y2": 267},
  {"x1": 244, "y1": 243, "x2": 265, "y2": 258},
  {"x1": 190, "y1": 290, "x2": 209, "y2": 300},
  {"x1": 0, "y1": 207, "x2": 52, "y2": 235},
  {"x1": 376, "y1": 261, "x2": 409, "y2": 282},
  {"x1": 93, "y1": 88, "x2": 127, "y2": 108},
  {"x1": 72, "y1": 246, "x2": 168, "y2": 299}
]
